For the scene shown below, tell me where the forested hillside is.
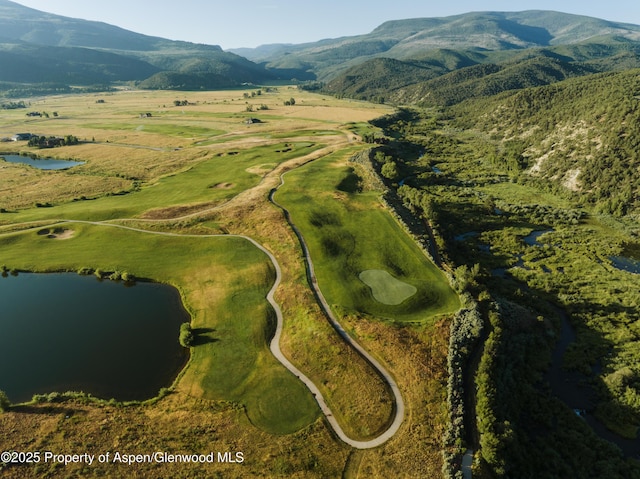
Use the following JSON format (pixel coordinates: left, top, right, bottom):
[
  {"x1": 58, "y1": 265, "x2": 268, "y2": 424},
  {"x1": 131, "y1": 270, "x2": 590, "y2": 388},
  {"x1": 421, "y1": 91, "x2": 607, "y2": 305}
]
[
  {"x1": 323, "y1": 37, "x2": 640, "y2": 105},
  {"x1": 237, "y1": 10, "x2": 640, "y2": 80}
]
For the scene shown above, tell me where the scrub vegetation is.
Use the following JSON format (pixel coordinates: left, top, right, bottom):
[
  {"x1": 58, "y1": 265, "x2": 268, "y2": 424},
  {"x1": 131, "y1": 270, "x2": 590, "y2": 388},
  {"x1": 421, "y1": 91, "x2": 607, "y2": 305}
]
[{"x1": 370, "y1": 103, "x2": 640, "y2": 477}]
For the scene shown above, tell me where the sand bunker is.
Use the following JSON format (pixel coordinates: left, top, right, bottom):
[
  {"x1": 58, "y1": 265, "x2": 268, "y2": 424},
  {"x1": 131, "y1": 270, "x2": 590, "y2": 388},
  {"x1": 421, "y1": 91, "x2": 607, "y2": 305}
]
[
  {"x1": 37, "y1": 228, "x2": 75, "y2": 240},
  {"x1": 210, "y1": 182, "x2": 235, "y2": 189}
]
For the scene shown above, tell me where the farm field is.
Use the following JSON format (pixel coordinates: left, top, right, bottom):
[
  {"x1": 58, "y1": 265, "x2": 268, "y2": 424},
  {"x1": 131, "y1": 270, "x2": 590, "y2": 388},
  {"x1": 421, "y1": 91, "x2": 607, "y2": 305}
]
[{"x1": 0, "y1": 88, "x2": 457, "y2": 478}]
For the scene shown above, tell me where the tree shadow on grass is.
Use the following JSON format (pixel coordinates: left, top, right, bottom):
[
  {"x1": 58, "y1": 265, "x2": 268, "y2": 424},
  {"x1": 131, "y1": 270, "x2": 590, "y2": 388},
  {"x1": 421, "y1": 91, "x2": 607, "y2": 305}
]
[
  {"x1": 9, "y1": 404, "x2": 70, "y2": 415},
  {"x1": 192, "y1": 327, "x2": 218, "y2": 346}
]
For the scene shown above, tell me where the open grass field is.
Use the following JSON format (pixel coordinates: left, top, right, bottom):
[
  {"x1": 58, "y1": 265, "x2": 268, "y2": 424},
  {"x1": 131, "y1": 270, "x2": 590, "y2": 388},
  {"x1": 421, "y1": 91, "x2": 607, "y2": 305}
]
[{"x1": 0, "y1": 88, "x2": 456, "y2": 478}]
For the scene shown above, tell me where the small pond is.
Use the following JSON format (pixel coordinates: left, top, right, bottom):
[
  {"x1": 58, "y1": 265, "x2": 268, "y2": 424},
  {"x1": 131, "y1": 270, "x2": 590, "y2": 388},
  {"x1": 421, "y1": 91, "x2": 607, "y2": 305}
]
[
  {"x1": 610, "y1": 255, "x2": 640, "y2": 274},
  {"x1": 454, "y1": 231, "x2": 479, "y2": 242},
  {"x1": 523, "y1": 229, "x2": 554, "y2": 246},
  {"x1": 0, "y1": 273, "x2": 189, "y2": 403},
  {"x1": 0, "y1": 154, "x2": 84, "y2": 170}
]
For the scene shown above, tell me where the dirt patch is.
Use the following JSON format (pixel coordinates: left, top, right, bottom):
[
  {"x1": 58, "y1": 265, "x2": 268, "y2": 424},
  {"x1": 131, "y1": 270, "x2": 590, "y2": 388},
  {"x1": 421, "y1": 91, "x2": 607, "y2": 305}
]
[
  {"x1": 140, "y1": 201, "x2": 222, "y2": 219},
  {"x1": 246, "y1": 164, "x2": 276, "y2": 176},
  {"x1": 38, "y1": 228, "x2": 75, "y2": 240}
]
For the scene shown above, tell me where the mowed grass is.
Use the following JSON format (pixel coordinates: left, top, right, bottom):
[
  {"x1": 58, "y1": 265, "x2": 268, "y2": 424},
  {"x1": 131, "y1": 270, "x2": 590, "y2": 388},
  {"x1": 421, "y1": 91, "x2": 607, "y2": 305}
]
[
  {"x1": 359, "y1": 269, "x2": 418, "y2": 305},
  {"x1": 0, "y1": 222, "x2": 319, "y2": 434},
  {"x1": 8, "y1": 141, "x2": 323, "y2": 222},
  {"x1": 276, "y1": 154, "x2": 460, "y2": 322},
  {"x1": 0, "y1": 88, "x2": 390, "y2": 216},
  {"x1": 84, "y1": 122, "x2": 226, "y2": 138}
]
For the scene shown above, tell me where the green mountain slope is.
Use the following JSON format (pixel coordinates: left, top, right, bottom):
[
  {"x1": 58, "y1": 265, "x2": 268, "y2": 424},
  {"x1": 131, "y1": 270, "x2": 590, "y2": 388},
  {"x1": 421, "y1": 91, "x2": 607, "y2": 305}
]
[
  {"x1": 0, "y1": 42, "x2": 159, "y2": 83},
  {"x1": 233, "y1": 11, "x2": 640, "y2": 80},
  {"x1": 0, "y1": 0, "x2": 277, "y2": 90},
  {"x1": 452, "y1": 69, "x2": 640, "y2": 215},
  {"x1": 323, "y1": 35, "x2": 640, "y2": 105}
]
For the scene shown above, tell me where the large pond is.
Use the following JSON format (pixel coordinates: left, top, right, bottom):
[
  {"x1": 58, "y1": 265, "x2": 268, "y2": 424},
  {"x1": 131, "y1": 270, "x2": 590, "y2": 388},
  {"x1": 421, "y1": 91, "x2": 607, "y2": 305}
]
[
  {"x1": 0, "y1": 273, "x2": 189, "y2": 403},
  {"x1": 0, "y1": 154, "x2": 84, "y2": 170}
]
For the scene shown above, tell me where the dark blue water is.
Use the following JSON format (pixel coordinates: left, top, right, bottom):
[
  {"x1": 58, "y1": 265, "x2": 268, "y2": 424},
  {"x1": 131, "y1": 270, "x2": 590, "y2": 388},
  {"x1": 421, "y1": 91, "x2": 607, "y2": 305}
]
[
  {"x1": 523, "y1": 229, "x2": 553, "y2": 246},
  {"x1": 1, "y1": 154, "x2": 84, "y2": 170},
  {"x1": 0, "y1": 273, "x2": 189, "y2": 403},
  {"x1": 610, "y1": 256, "x2": 640, "y2": 274}
]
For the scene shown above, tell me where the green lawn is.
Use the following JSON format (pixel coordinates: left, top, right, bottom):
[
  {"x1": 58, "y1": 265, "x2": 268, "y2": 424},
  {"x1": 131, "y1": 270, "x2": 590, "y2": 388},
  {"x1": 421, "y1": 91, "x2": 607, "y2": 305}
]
[
  {"x1": 0, "y1": 222, "x2": 319, "y2": 434},
  {"x1": 359, "y1": 269, "x2": 418, "y2": 305},
  {"x1": 275, "y1": 152, "x2": 459, "y2": 322},
  {"x1": 8, "y1": 141, "x2": 324, "y2": 222},
  {"x1": 84, "y1": 122, "x2": 225, "y2": 138}
]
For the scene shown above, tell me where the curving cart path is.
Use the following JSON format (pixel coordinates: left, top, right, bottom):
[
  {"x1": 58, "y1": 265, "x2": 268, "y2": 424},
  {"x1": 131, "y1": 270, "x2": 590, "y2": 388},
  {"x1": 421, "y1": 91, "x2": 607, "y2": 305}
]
[
  {"x1": 269, "y1": 170, "x2": 405, "y2": 448},
  {"x1": 3, "y1": 216, "x2": 403, "y2": 448}
]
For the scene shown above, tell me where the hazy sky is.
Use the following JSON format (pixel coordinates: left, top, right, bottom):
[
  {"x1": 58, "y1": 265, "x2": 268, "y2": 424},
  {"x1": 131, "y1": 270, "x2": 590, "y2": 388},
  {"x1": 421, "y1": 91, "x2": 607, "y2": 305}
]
[{"x1": 13, "y1": 1, "x2": 640, "y2": 49}]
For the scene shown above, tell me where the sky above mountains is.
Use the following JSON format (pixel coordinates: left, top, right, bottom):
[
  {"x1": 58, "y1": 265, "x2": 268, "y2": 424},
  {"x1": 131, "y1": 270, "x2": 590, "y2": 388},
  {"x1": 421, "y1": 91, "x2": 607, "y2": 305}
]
[{"x1": 13, "y1": 0, "x2": 640, "y2": 49}]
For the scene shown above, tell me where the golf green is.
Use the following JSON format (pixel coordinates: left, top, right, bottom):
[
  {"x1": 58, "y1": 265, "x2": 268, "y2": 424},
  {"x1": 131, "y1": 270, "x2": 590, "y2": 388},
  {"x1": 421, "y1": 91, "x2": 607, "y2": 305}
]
[{"x1": 359, "y1": 269, "x2": 417, "y2": 305}]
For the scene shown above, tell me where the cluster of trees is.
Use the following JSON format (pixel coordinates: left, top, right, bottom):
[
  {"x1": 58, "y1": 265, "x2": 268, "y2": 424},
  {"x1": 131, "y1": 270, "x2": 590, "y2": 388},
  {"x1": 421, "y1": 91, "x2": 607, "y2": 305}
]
[
  {"x1": 443, "y1": 300, "x2": 483, "y2": 479},
  {"x1": 81, "y1": 268, "x2": 134, "y2": 283},
  {"x1": 245, "y1": 104, "x2": 269, "y2": 112},
  {"x1": 495, "y1": 202, "x2": 586, "y2": 226},
  {"x1": 0, "y1": 82, "x2": 74, "y2": 98},
  {"x1": 1, "y1": 100, "x2": 26, "y2": 109},
  {"x1": 374, "y1": 151, "x2": 399, "y2": 180},
  {"x1": 243, "y1": 90, "x2": 263, "y2": 98},
  {"x1": 472, "y1": 301, "x2": 638, "y2": 477},
  {"x1": 28, "y1": 134, "x2": 79, "y2": 148},
  {"x1": 283, "y1": 97, "x2": 296, "y2": 106},
  {"x1": 361, "y1": 131, "x2": 389, "y2": 144},
  {"x1": 179, "y1": 322, "x2": 194, "y2": 347},
  {"x1": 0, "y1": 390, "x2": 9, "y2": 412}
]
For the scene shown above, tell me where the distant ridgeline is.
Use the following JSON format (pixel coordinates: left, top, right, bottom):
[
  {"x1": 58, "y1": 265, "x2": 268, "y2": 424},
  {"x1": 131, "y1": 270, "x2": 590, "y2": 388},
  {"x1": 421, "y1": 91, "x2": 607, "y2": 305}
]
[{"x1": 0, "y1": 0, "x2": 295, "y2": 92}]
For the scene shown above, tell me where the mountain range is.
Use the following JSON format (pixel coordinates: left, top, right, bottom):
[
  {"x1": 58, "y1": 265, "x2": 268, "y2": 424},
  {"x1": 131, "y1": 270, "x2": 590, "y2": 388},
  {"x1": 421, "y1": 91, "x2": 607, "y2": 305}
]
[
  {"x1": 231, "y1": 10, "x2": 640, "y2": 79},
  {"x1": 2, "y1": 1, "x2": 640, "y2": 95},
  {"x1": 0, "y1": 0, "x2": 282, "y2": 90}
]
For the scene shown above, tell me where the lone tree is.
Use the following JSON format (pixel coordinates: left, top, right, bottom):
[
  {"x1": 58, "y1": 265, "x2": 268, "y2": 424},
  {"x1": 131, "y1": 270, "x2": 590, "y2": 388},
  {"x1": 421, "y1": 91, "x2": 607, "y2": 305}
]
[
  {"x1": 381, "y1": 161, "x2": 399, "y2": 180},
  {"x1": 179, "y1": 322, "x2": 194, "y2": 347},
  {"x1": 0, "y1": 390, "x2": 10, "y2": 412}
]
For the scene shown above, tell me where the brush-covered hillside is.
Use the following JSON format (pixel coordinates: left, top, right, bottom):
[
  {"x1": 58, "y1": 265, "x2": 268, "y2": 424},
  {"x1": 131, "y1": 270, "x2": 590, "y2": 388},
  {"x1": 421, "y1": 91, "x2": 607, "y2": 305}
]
[
  {"x1": 323, "y1": 36, "x2": 640, "y2": 105},
  {"x1": 0, "y1": 0, "x2": 280, "y2": 92},
  {"x1": 447, "y1": 69, "x2": 640, "y2": 217}
]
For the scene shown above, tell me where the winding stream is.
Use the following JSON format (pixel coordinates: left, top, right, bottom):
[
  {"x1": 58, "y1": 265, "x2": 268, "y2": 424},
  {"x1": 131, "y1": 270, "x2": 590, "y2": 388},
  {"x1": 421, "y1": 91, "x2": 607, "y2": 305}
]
[{"x1": 547, "y1": 310, "x2": 640, "y2": 457}]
